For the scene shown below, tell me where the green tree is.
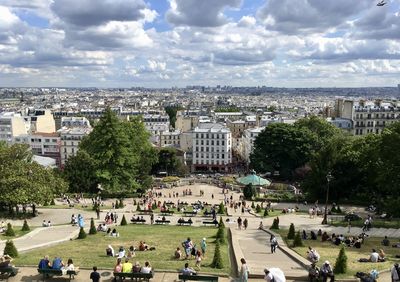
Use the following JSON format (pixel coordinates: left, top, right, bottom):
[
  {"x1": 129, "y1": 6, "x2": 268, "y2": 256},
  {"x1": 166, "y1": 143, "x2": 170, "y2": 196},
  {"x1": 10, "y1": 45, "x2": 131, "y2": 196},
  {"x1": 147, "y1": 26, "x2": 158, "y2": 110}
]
[
  {"x1": 89, "y1": 218, "x2": 97, "y2": 235},
  {"x1": 63, "y1": 150, "x2": 98, "y2": 193},
  {"x1": 334, "y1": 246, "x2": 347, "y2": 274},
  {"x1": 218, "y1": 202, "x2": 225, "y2": 214},
  {"x1": 293, "y1": 231, "x2": 303, "y2": 247},
  {"x1": 270, "y1": 218, "x2": 279, "y2": 230},
  {"x1": 120, "y1": 215, "x2": 127, "y2": 226},
  {"x1": 164, "y1": 105, "x2": 184, "y2": 128},
  {"x1": 243, "y1": 183, "x2": 256, "y2": 200},
  {"x1": 216, "y1": 217, "x2": 226, "y2": 244},
  {"x1": 21, "y1": 220, "x2": 30, "y2": 232},
  {"x1": 3, "y1": 240, "x2": 18, "y2": 258},
  {"x1": 211, "y1": 241, "x2": 223, "y2": 269},
  {"x1": 77, "y1": 227, "x2": 87, "y2": 239},
  {"x1": 5, "y1": 223, "x2": 15, "y2": 236},
  {"x1": 287, "y1": 223, "x2": 295, "y2": 240},
  {"x1": 250, "y1": 123, "x2": 315, "y2": 179},
  {"x1": 79, "y1": 108, "x2": 157, "y2": 194},
  {"x1": 263, "y1": 208, "x2": 269, "y2": 217},
  {"x1": 151, "y1": 147, "x2": 182, "y2": 176}
]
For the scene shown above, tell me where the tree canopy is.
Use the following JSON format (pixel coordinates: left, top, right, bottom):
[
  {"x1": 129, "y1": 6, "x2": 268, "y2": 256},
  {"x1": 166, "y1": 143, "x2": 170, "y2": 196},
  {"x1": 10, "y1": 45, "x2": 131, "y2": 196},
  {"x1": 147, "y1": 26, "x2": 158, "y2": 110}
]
[
  {"x1": 0, "y1": 142, "x2": 67, "y2": 214},
  {"x1": 68, "y1": 108, "x2": 157, "y2": 194}
]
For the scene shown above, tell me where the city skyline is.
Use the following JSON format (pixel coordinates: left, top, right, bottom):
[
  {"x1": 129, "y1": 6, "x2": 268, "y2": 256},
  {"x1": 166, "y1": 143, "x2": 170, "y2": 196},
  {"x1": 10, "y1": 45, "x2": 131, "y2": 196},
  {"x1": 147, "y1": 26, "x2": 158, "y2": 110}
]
[{"x1": 0, "y1": 0, "x2": 399, "y2": 88}]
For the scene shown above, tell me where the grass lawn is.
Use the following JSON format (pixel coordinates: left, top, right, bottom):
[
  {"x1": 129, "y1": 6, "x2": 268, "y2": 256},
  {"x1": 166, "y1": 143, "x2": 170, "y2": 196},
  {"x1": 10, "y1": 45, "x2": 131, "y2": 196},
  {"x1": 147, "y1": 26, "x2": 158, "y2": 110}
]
[
  {"x1": 331, "y1": 219, "x2": 400, "y2": 229},
  {"x1": 275, "y1": 229, "x2": 397, "y2": 279},
  {"x1": 15, "y1": 225, "x2": 231, "y2": 275},
  {"x1": 0, "y1": 229, "x2": 33, "y2": 240}
]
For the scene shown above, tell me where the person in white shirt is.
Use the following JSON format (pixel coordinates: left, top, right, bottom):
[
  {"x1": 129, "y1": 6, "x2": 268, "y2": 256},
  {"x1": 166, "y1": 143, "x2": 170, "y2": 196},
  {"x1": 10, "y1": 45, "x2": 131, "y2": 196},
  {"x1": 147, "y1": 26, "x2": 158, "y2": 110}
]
[
  {"x1": 391, "y1": 263, "x2": 400, "y2": 282},
  {"x1": 264, "y1": 268, "x2": 274, "y2": 282},
  {"x1": 369, "y1": 249, "x2": 379, "y2": 262},
  {"x1": 140, "y1": 261, "x2": 152, "y2": 274},
  {"x1": 320, "y1": 261, "x2": 334, "y2": 282}
]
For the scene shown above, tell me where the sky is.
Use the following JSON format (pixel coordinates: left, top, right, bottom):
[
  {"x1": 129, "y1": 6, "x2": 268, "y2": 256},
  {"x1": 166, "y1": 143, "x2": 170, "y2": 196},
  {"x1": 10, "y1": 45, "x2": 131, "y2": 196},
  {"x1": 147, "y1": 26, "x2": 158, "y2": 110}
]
[{"x1": 0, "y1": 0, "x2": 399, "y2": 88}]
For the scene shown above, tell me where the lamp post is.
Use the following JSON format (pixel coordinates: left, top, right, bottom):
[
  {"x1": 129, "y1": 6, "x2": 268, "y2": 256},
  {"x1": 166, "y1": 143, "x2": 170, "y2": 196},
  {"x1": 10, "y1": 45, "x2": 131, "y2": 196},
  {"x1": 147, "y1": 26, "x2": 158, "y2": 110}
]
[{"x1": 322, "y1": 172, "x2": 333, "y2": 224}]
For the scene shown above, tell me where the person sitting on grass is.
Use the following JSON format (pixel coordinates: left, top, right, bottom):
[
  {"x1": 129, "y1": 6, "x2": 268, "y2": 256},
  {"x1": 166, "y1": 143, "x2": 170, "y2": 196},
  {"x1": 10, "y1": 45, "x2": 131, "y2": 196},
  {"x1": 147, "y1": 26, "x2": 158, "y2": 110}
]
[
  {"x1": 378, "y1": 249, "x2": 386, "y2": 262},
  {"x1": 127, "y1": 246, "x2": 136, "y2": 258},
  {"x1": 38, "y1": 255, "x2": 51, "y2": 269},
  {"x1": 106, "y1": 245, "x2": 115, "y2": 257},
  {"x1": 132, "y1": 261, "x2": 141, "y2": 273},
  {"x1": 140, "y1": 261, "x2": 152, "y2": 274},
  {"x1": 121, "y1": 258, "x2": 133, "y2": 273},
  {"x1": 139, "y1": 241, "x2": 149, "y2": 251},
  {"x1": 382, "y1": 236, "x2": 390, "y2": 246},
  {"x1": 117, "y1": 246, "x2": 125, "y2": 258},
  {"x1": 370, "y1": 249, "x2": 380, "y2": 263},
  {"x1": 175, "y1": 247, "x2": 182, "y2": 259},
  {"x1": 181, "y1": 262, "x2": 197, "y2": 276},
  {"x1": 111, "y1": 228, "x2": 119, "y2": 237}
]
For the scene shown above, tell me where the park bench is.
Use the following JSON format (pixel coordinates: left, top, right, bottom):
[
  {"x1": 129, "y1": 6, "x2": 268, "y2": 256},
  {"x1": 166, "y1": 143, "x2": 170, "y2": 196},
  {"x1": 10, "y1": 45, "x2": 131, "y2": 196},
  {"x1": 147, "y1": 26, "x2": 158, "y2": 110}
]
[
  {"x1": 138, "y1": 210, "x2": 153, "y2": 215},
  {"x1": 160, "y1": 210, "x2": 174, "y2": 216},
  {"x1": 202, "y1": 211, "x2": 213, "y2": 217},
  {"x1": 177, "y1": 219, "x2": 193, "y2": 226},
  {"x1": 202, "y1": 220, "x2": 218, "y2": 227},
  {"x1": 183, "y1": 211, "x2": 197, "y2": 217},
  {"x1": 37, "y1": 268, "x2": 79, "y2": 281},
  {"x1": 178, "y1": 274, "x2": 218, "y2": 281},
  {"x1": 131, "y1": 219, "x2": 146, "y2": 224},
  {"x1": 0, "y1": 266, "x2": 18, "y2": 280},
  {"x1": 155, "y1": 219, "x2": 170, "y2": 225},
  {"x1": 113, "y1": 271, "x2": 154, "y2": 281}
]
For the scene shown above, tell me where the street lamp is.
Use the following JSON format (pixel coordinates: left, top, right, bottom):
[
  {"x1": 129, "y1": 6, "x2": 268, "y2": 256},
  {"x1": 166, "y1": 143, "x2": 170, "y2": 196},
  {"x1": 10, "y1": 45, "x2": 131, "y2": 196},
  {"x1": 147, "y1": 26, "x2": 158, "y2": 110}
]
[{"x1": 322, "y1": 172, "x2": 333, "y2": 224}]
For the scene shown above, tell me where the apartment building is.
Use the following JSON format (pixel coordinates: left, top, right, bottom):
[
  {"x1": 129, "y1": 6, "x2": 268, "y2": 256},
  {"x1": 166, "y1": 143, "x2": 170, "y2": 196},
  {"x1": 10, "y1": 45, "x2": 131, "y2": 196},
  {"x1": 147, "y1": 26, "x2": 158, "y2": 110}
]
[
  {"x1": 0, "y1": 112, "x2": 28, "y2": 143},
  {"x1": 160, "y1": 130, "x2": 181, "y2": 148},
  {"x1": 59, "y1": 127, "x2": 92, "y2": 167},
  {"x1": 334, "y1": 99, "x2": 400, "y2": 135},
  {"x1": 192, "y1": 123, "x2": 232, "y2": 172}
]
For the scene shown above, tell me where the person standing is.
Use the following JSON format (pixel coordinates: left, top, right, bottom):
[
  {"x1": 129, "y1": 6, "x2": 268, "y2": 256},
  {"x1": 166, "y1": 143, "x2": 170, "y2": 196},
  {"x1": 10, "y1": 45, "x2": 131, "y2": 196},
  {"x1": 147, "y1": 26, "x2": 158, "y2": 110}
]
[
  {"x1": 237, "y1": 217, "x2": 242, "y2": 230},
  {"x1": 243, "y1": 218, "x2": 248, "y2": 230},
  {"x1": 391, "y1": 263, "x2": 400, "y2": 282},
  {"x1": 90, "y1": 266, "x2": 100, "y2": 282},
  {"x1": 200, "y1": 238, "x2": 207, "y2": 257},
  {"x1": 239, "y1": 258, "x2": 249, "y2": 282},
  {"x1": 150, "y1": 213, "x2": 154, "y2": 225},
  {"x1": 270, "y1": 235, "x2": 278, "y2": 253}
]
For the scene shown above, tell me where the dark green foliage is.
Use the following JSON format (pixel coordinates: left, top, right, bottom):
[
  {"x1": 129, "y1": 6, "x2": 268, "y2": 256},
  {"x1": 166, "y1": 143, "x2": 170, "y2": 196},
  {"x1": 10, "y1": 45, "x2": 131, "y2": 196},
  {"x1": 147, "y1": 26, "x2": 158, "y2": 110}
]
[
  {"x1": 243, "y1": 183, "x2": 256, "y2": 200},
  {"x1": 218, "y1": 202, "x2": 225, "y2": 214},
  {"x1": 77, "y1": 227, "x2": 87, "y2": 239},
  {"x1": 218, "y1": 217, "x2": 225, "y2": 229},
  {"x1": 151, "y1": 147, "x2": 186, "y2": 176},
  {"x1": 133, "y1": 199, "x2": 137, "y2": 205},
  {"x1": 21, "y1": 220, "x2": 30, "y2": 232},
  {"x1": 334, "y1": 246, "x2": 347, "y2": 274},
  {"x1": 120, "y1": 215, "x2": 127, "y2": 226},
  {"x1": 136, "y1": 203, "x2": 141, "y2": 211},
  {"x1": 287, "y1": 223, "x2": 295, "y2": 239},
  {"x1": 337, "y1": 206, "x2": 342, "y2": 213},
  {"x1": 250, "y1": 123, "x2": 316, "y2": 179},
  {"x1": 118, "y1": 199, "x2": 124, "y2": 208},
  {"x1": 164, "y1": 105, "x2": 184, "y2": 128},
  {"x1": 50, "y1": 198, "x2": 56, "y2": 205},
  {"x1": 5, "y1": 223, "x2": 15, "y2": 236},
  {"x1": 255, "y1": 204, "x2": 262, "y2": 213},
  {"x1": 270, "y1": 218, "x2": 279, "y2": 230},
  {"x1": 89, "y1": 218, "x2": 97, "y2": 235},
  {"x1": 3, "y1": 240, "x2": 18, "y2": 258},
  {"x1": 263, "y1": 208, "x2": 269, "y2": 217},
  {"x1": 115, "y1": 200, "x2": 119, "y2": 209},
  {"x1": 152, "y1": 202, "x2": 157, "y2": 210},
  {"x1": 251, "y1": 202, "x2": 255, "y2": 209},
  {"x1": 292, "y1": 231, "x2": 303, "y2": 247},
  {"x1": 78, "y1": 108, "x2": 157, "y2": 194},
  {"x1": 211, "y1": 241, "x2": 223, "y2": 269}
]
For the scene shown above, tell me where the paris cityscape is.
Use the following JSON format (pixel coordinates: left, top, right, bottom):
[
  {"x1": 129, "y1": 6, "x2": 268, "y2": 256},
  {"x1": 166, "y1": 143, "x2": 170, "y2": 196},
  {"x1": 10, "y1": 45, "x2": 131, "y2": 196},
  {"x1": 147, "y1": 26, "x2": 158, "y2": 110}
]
[{"x1": 0, "y1": 1, "x2": 400, "y2": 282}]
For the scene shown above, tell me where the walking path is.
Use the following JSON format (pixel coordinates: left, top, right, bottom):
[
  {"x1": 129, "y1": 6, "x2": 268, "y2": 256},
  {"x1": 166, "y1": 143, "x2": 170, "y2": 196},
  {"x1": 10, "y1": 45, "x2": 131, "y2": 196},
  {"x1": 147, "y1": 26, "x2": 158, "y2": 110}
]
[{"x1": 0, "y1": 184, "x2": 396, "y2": 281}]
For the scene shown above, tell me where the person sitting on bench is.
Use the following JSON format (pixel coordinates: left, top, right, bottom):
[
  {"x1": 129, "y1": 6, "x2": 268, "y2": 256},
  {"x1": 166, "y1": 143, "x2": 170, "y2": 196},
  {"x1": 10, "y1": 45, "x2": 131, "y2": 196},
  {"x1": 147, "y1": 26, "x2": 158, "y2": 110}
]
[
  {"x1": 0, "y1": 256, "x2": 18, "y2": 276},
  {"x1": 38, "y1": 255, "x2": 51, "y2": 269},
  {"x1": 181, "y1": 262, "x2": 196, "y2": 276}
]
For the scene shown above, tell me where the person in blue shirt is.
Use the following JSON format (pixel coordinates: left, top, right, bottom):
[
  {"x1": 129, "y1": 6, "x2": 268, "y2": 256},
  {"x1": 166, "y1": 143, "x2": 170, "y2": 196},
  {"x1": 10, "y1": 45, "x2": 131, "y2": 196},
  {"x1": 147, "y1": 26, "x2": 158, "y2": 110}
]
[
  {"x1": 38, "y1": 255, "x2": 51, "y2": 269},
  {"x1": 52, "y1": 257, "x2": 64, "y2": 270}
]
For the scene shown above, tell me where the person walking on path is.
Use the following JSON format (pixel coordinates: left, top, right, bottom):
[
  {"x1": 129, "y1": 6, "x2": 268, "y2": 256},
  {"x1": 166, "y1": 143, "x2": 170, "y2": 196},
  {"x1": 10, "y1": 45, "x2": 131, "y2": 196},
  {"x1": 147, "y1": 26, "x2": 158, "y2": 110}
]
[
  {"x1": 239, "y1": 258, "x2": 249, "y2": 282},
  {"x1": 243, "y1": 218, "x2": 248, "y2": 230},
  {"x1": 90, "y1": 266, "x2": 100, "y2": 282},
  {"x1": 200, "y1": 238, "x2": 207, "y2": 257},
  {"x1": 270, "y1": 235, "x2": 278, "y2": 253},
  {"x1": 237, "y1": 217, "x2": 242, "y2": 230}
]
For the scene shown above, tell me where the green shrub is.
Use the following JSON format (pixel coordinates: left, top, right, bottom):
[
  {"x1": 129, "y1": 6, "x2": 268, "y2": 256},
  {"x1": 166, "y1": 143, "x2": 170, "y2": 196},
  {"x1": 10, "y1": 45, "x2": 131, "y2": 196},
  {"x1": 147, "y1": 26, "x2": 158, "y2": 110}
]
[
  {"x1": 292, "y1": 231, "x2": 303, "y2": 247},
  {"x1": 118, "y1": 199, "x2": 124, "y2": 208},
  {"x1": 216, "y1": 217, "x2": 226, "y2": 244},
  {"x1": 89, "y1": 218, "x2": 97, "y2": 235},
  {"x1": 136, "y1": 203, "x2": 141, "y2": 211},
  {"x1": 270, "y1": 218, "x2": 279, "y2": 230},
  {"x1": 218, "y1": 202, "x2": 225, "y2": 214},
  {"x1": 133, "y1": 199, "x2": 137, "y2": 205},
  {"x1": 251, "y1": 202, "x2": 255, "y2": 209},
  {"x1": 243, "y1": 183, "x2": 256, "y2": 200},
  {"x1": 50, "y1": 198, "x2": 56, "y2": 205},
  {"x1": 120, "y1": 215, "x2": 127, "y2": 226},
  {"x1": 263, "y1": 208, "x2": 269, "y2": 217},
  {"x1": 256, "y1": 204, "x2": 262, "y2": 213},
  {"x1": 218, "y1": 216, "x2": 225, "y2": 229},
  {"x1": 5, "y1": 223, "x2": 15, "y2": 236},
  {"x1": 287, "y1": 223, "x2": 295, "y2": 239},
  {"x1": 151, "y1": 202, "x2": 157, "y2": 210},
  {"x1": 211, "y1": 241, "x2": 223, "y2": 269},
  {"x1": 21, "y1": 220, "x2": 30, "y2": 232},
  {"x1": 115, "y1": 200, "x2": 119, "y2": 209},
  {"x1": 77, "y1": 227, "x2": 87, "y2": 239},
  {"x1": 334, "y1": 246, "x2": 347, "y2": 274},
  {"x1": 337, "y1": 206, "x2": 342, "y2": 213},
  {"x1": 3, "y1": 240, "x2": 18, "y2": 258}
]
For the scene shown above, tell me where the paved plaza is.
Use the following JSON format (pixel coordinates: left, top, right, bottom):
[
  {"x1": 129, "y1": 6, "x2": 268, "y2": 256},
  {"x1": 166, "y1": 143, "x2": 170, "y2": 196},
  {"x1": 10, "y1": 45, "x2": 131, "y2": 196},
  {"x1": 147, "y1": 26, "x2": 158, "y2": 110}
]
[{"x1": 0, "y1": 183, "x2": 395, "y2": 281}]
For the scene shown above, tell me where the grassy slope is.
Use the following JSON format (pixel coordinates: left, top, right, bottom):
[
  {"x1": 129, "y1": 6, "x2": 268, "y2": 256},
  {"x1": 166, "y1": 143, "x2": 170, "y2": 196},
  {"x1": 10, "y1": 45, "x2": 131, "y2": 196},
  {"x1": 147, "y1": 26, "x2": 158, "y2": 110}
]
[{"x1": 15, "y1": 225, "x2": 231, "y2": 275}]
